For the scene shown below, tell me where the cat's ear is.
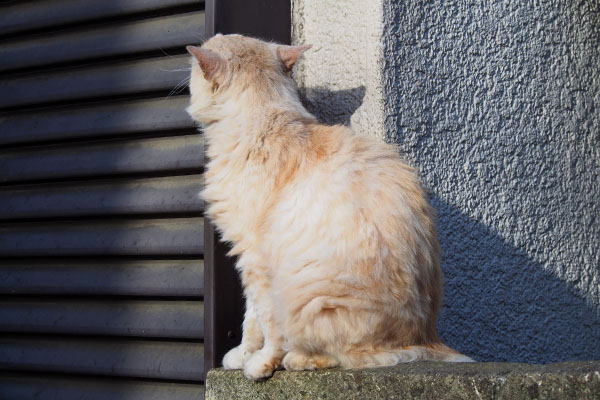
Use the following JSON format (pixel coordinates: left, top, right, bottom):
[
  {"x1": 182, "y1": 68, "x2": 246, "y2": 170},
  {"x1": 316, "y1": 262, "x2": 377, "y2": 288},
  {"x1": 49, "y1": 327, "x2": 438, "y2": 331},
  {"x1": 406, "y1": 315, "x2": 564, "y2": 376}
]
[
  {"x1": 277, "y1": 45, "x2": 312, "y2": 72},
  {"x1": 186, "y1": 46, "x2": 225, "y2": 81}
]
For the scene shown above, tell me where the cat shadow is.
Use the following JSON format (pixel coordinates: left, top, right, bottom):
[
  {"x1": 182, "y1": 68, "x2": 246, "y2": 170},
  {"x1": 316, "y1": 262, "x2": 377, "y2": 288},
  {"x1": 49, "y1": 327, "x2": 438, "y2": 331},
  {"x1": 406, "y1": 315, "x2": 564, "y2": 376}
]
[
  {"x1": 431, "y1": 194, "x2": 600, "y2": 363},
  {"x1": 299, "y1": 86, "x2": 366, "y2": 126}
]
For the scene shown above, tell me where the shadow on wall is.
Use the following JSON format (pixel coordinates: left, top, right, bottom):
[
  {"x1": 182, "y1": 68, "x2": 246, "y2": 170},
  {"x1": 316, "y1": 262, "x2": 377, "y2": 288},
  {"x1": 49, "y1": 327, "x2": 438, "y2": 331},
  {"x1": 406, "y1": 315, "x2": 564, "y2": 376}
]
[
  {"x1": 432, "y1": 194, "x2": 600, "y2": 363},
  {"x1": 299, "y1": 86, "x2": 366, "y2": 126},
  {"x1": 302, "y1": 87, "x2": 600, "y2": 364}
]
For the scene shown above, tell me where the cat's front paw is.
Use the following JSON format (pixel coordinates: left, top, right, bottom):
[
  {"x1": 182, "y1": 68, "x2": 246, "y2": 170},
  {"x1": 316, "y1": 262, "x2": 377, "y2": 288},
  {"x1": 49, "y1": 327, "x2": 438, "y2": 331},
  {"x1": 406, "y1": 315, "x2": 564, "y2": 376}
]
[
  {"x1": 243, "y1": 348, "x2": 282, "y2": 380},
  {"x1": 223, "y1": 345, "x2": 253, "y2": 370}
]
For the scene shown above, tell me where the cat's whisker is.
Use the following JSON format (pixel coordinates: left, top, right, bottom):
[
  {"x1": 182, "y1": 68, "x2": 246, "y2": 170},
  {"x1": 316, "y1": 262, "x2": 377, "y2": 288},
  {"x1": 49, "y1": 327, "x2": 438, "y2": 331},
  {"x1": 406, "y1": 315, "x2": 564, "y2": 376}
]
[
  {"x1": 166, "y1": 76, "x2": 191, "y2": 98},
  {"x1": 160, "y1": 68, "x2": 193, "y2": 72},
  {"x1": 158, "y1": 48, "x2": 179, "y2": 59},
  {"x1": 166, "y1": 86, "x2": 186, "y2": 99}
]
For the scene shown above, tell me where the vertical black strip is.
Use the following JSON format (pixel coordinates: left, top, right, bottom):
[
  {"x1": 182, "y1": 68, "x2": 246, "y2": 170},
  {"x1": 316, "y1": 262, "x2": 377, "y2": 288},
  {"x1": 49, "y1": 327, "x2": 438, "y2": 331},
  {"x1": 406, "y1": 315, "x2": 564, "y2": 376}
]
[
  {"x1": 206, "y1": 0, "x2": 290, "y2": 42},
  {"x1": 203, "y1": 0, "x2": 291, "y2": 378},
  {"x1": 203, "y1": 222, "x2": 244, "y2": 378}
]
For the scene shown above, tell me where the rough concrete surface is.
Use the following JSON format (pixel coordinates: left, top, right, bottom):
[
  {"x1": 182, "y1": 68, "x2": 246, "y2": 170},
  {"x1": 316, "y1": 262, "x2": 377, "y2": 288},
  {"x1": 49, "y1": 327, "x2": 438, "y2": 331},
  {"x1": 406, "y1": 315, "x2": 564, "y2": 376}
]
[
  {"x1": 206, "y1": 361, "x2": 600, "y2": 400},
  {"x1": 293, "y1": 0, "x2": 600, "y2": 364}
]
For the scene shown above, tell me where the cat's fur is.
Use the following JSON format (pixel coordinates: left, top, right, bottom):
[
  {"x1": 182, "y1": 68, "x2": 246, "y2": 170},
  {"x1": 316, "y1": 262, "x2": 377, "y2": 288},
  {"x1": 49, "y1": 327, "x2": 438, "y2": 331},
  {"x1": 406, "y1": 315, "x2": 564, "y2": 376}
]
[{"x1": 186, "y1": 34, "x2": 473, "y2": 380}]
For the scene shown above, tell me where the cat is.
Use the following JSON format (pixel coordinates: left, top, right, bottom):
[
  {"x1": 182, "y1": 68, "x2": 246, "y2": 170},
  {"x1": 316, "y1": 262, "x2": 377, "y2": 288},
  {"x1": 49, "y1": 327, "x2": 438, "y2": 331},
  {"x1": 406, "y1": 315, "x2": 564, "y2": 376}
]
[{"x1": 186, "y1": 34, "x2": 473, "y2": 380}]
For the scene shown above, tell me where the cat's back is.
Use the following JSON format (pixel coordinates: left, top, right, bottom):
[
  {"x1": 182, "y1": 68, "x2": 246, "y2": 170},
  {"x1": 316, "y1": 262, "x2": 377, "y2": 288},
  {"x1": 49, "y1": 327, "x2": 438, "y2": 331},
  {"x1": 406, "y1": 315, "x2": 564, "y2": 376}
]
[
  {"x1": 266, "y1": 123, "x2": 434, "y2": 269},
  {"x1": 304, "y1": 123, "x2": 425, "y2": 211}
]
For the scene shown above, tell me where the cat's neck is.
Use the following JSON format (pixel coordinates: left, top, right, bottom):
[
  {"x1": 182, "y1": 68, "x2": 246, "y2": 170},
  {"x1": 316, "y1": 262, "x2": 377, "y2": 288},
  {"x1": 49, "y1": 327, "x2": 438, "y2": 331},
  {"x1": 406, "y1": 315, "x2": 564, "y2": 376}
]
[{"x1": 203, "y1": 86, "x2": 315, "y2": 151}]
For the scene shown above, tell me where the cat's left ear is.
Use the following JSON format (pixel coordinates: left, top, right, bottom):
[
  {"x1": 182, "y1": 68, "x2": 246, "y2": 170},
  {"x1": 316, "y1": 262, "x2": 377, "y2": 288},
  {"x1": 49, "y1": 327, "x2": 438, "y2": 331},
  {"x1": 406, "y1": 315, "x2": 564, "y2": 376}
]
[
  {"x1": 277, "y1": 45, "x2": 312, "y2": 72},
  {"x1": 186, "y1": 46, "x2": 225, "y2": 81}
]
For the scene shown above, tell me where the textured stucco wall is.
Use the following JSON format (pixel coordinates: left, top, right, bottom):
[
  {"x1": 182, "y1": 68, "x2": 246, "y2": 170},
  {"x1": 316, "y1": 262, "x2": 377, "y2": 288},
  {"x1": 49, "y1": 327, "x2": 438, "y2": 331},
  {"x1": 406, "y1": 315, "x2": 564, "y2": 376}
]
[
  {"x1": 293, "y1": 0, "x2": 600, "y2": 363},
  {"x1": 291, "y1": 0, "x2": 385, "y2": 140}
]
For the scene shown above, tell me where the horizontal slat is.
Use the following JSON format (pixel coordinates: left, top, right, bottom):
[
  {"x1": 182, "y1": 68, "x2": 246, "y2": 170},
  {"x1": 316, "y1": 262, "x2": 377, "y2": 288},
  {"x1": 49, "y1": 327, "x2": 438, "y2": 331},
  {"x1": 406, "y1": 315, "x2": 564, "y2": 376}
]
[
  {"x1": 0, "y1": 218, "x2": 204, "y2": 256},
  {"x1": 0, "y1": 11, "x2": 204, "y2": 73},
  {"x1": 0, "y1": 55, "x2": 189, "y2": 109},
  {"x1": 0, "y1": 337, "x2": 204, "y2": 380},
  {"x1": 0, "y1": 96, "x2": 194, "y2": 146},
  {"x1": 0, "y1": 0, "x2": 202, "y2": 37},
  {"x1": 0, "y1": 300, "x2": 204, "y2": 338},
  {"x1": 0, "y1": 175, "x2": 204, "y2": 220},
  {"x1": 0, "y1": 373, "x2": 204, "y2": 400},
  {"x1": 0, "y1": 134, "x2": 204, "y2": 184},
  {"x1": 0, "y1": 260, "x2": 204, "y2": 296}
]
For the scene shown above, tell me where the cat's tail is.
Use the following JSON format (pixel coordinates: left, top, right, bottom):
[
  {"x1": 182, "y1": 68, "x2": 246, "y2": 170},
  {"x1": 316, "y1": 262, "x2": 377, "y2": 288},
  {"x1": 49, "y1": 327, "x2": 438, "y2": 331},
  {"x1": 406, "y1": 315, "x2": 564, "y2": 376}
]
[
  {"x1": 394, "y1": 342, "x2": 475, "y2": 363},
  {"x1": 338, "y1": 342, "x2": 474, "y2": 368}
]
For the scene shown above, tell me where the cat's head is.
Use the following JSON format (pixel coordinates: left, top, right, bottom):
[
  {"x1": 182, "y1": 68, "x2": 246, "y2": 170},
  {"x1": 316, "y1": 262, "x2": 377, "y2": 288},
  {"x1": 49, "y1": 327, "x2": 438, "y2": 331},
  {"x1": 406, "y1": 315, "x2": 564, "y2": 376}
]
[{"x1": 185, "y1": 34, "x2": 310, "y2": 125}]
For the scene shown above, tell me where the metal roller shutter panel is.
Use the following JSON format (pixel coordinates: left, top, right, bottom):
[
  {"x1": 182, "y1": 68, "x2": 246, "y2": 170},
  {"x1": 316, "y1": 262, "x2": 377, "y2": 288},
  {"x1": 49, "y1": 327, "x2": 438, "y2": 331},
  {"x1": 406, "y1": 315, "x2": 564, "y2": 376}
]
[{"x1": 0, "y1": 1, "x2": 206, "y2": 399}]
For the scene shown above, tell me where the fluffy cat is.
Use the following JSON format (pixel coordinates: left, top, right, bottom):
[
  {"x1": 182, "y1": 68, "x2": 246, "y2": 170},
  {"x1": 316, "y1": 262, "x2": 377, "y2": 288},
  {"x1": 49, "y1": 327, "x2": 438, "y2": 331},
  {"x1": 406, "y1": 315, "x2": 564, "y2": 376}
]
[{"x1": 186, "y1": 34, "x2": 473, "y2": 380}]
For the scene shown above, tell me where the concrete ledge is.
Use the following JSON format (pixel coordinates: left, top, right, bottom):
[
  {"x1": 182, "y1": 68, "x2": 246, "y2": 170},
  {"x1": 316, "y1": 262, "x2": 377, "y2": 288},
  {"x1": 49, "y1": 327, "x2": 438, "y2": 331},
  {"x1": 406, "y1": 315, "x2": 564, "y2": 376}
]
[{"x1": 206, "y1": 361, "x2": 600, "y2": 400}]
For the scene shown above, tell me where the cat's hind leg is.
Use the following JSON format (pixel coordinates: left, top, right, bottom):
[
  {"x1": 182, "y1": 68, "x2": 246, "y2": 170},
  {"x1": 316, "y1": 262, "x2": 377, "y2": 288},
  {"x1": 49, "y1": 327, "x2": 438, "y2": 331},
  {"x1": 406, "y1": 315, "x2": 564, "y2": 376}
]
[{"x1": 282, "y1": 350, "x2": 339, "y2": 371}]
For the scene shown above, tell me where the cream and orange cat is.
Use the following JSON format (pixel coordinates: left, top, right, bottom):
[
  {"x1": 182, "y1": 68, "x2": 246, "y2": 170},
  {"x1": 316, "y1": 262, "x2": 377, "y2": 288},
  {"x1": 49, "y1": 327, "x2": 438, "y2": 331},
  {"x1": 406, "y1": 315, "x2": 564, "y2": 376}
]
[{"x1": 186, "y1": 34, "x2": 472, "y2": 380}]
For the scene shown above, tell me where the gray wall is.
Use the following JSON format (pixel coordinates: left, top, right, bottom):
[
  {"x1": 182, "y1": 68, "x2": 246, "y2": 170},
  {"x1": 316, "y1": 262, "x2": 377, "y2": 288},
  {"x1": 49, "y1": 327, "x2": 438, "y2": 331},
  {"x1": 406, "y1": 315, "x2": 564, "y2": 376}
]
[
  {"x1": 291, "y1": 0, "x2": 386, "y2": 140},
  {"x1": 382, "y1": 0, "x2": 599, "y2": 363},
  {"x1": 294, "y1": 0, "x2": 599, "y2": 363}
]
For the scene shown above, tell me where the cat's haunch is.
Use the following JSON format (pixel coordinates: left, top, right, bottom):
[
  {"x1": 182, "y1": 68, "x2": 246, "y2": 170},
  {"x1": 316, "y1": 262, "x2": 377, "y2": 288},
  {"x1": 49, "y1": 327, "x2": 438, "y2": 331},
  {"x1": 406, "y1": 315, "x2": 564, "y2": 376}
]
[{"x1": 187, "y1": 34, "x2": 473, "y2": 380}]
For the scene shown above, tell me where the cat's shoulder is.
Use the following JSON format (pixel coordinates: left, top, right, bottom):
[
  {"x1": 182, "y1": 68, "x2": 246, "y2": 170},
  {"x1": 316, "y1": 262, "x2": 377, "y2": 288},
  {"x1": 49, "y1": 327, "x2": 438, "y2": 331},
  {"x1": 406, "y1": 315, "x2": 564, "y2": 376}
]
[{"x1": 305, "y1": 122, "x2": 399, "y2": 161}]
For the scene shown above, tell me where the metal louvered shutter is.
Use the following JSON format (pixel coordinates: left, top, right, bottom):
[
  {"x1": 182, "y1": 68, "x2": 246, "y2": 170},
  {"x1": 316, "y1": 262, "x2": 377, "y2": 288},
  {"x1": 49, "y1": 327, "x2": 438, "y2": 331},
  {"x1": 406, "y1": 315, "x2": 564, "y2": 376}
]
[{"x1": 0, "y1": 1, "x2": 206, "y2": 399}]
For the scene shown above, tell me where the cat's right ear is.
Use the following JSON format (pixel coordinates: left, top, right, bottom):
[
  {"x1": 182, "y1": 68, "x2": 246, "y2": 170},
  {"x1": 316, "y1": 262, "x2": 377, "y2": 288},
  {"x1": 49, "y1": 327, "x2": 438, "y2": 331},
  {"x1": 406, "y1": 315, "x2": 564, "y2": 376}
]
[
  {"x1": 186, "y1": 46, "x2": 224, "y2": 81},
  {"x1": 277, "y1": 45, "x2": 312, "y2": 72}
]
